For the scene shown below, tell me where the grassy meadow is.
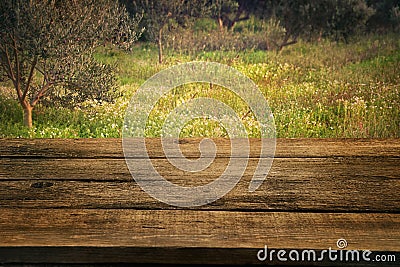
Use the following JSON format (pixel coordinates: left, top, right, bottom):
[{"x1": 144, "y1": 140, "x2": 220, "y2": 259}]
[{"x1": 0, "y1": 33, "x2": 399, "y2": 138}]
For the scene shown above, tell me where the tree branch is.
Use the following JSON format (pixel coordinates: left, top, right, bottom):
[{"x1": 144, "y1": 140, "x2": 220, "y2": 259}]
[
  {"x1": 12, "y1": 33, "x2": 23, "y2": 102},
  {"x1": 236, "y1": 15, "x2": 250, "y2": 23},
  {"x1": 3, "y1": 44, "x2": 23, "y2": 102},
  {"x1": 2, "y1": 45, "x2": 16, "y2": 81},
  {"x1": 0, "y1": 50, "x2": 13, "y2": 81},
  {"x1": 281, "y1": 39, "x2": 297, "y2": 47},
  {"x1": 30, "y1": 82, "x2": 52, "y2": 107},
  {"x1": 22, "y1": 56, "x2": 38, "y2": 101},
  {"x1": 278, "y1": 31, "x2": 298, "y2": 51},
  {"x1": 35, "y1": 64, "x2": 46, "y2": 76},
  {"x1": 233, "y1": 4, "x2": 249, "y2": 23}
]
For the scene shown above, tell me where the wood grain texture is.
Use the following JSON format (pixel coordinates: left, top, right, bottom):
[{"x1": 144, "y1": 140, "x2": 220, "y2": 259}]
[
  {"x1": 0, "y1": 158, "x2": 399, "y2": 212},
  {"x1": 1, "y1": 138, "x2": 399, "y2": 158},
  {"x1": 0, "y1": 138, "x2": 399, "y2": 265},
  {"x1": 2, "y1": 157, "x2": 399, "y2": 181},
  {"x1": 0, "y1": 209, "x2": 399, "y2": 265}
]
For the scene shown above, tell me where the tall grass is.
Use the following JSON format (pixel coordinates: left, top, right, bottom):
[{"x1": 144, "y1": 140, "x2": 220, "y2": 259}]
[{"x1": 0, "y1": 34, "x2": 399, "y2": 138}]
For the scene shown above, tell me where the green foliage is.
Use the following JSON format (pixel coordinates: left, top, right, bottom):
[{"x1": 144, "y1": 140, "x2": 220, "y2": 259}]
[
  {"x1": 209, "y1": 0, "x2": 240, "y2": 30},
  {"x1": 163, "y1": 27, "x2": 267, "y2": 53},
  {"x1": 1, "y1": 34, "x2": 399, "y2": 138},
  {"x1": 1, "y1": 0, "x2": 398, "y2": 138},
  {"x1": 130, "y1": 0, "x2": 209, "y2": 63},
  {"x1": 262, "y1": 0, "x2": 375, "y2": 48},
  {"x1": 0, "y1": 0, "x2": 142, "y2": 127},
  {"x1": 327, "y1": 0, "x2": 375, "y2": 40},
  {"x1": 367, "y1": 0, "x2": 400, "y2": 32}
]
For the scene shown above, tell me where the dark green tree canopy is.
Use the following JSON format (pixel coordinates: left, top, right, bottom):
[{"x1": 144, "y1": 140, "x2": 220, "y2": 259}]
[
  {"x1": 122, "y1": 0, "x2": 394, "y2": 55},
  {"x1": 367, "y1": 0, "x2": 400, "y2": 31}
]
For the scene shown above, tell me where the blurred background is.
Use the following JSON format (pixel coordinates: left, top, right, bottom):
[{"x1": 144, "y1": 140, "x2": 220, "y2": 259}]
[{"x1": 1, "y1": 0, "x2": 399, "y2": 138}]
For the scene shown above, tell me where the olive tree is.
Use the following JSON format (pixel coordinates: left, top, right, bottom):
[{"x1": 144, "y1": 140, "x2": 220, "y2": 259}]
[
  {"x1": 0, "y1": 0, "x2": 142, "y2": 128},
  {"x1": 132, "y1": 0, "x2": 209, "y2": 64},
  {"x1": 366, "y1": 0, "x2": 399, "y2": 32},
  {"x1": 264, "y1": 0, "x2": 374, "y2": 50},
  {"x1": 210, "y1": 0, "x2": 268, "y2": 31},
  {"x1": 211, "y1": 0, "x2": 242, "y2": 31}
]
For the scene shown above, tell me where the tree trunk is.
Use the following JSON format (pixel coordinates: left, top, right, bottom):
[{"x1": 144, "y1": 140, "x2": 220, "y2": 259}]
[
  {"x1": 217, "y1": 17, "x2": 224, "y2": 32},
  {"x1": 158, "y1": 27, "x2": 163, "y2": 64},
  {"x1": 227, "y1": 21, "x2": 236, "y2": 32},
  {"x1": 317, "y1": 30, "x2": 323, "y2": 43},
  {"x1": 266, "y1": 37, "x2": 271, "y2": 51},
  {"x1": 23, "y1": 103, "x2": 33, "y2": 129},
  {"x1": 278, "y1": 32, "x2": 298, "y2": 52}
]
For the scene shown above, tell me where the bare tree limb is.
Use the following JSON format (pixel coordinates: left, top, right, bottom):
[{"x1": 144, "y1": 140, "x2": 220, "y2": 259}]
[
  {"x1": 0, "y1": 47, "x2": 14, "y2": 81},
  {"x1": 12, "y1": 33, "x2": 24, "y2": 103},
  {"x1": 3, "y1": 45, "x2": 16, "y2": 82},
  {"x1": 3, "y1": 39, "x2": 23, "y2": 102},
  {"x1": 31, "y1": 82, "x2": 52, "y2": 107},
  {"x1": 22, "y1": 56, "x2": 38, "y2": 101}
]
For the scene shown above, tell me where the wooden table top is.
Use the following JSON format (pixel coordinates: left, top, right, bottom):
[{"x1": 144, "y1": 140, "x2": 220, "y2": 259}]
[{"x1": 0, "y1": 138, "x2": 399, "y2": 266}]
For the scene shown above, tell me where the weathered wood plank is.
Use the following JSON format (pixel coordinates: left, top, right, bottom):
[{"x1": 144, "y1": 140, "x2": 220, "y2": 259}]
[
  {"x1": 1, "y1": 177, "x2": 398, "y2": 212},
  {"x1": 0, "y1": 157, "x2": 399, "y2": 212},
  {"x1": 0, "y1": 138, "x2": 399, "y2": 265},
  {"x1": 0, "y1": 209, "x2": 399, "y2": 265},
  {"x1": 1, "y1": 138, "x2": 399, "y2": 158},
  {"x1": 1, "y1": 157, "x2": 398, "y2": 181}
]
